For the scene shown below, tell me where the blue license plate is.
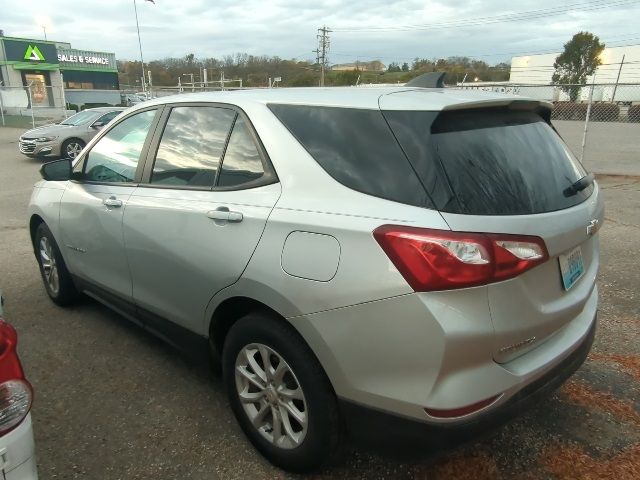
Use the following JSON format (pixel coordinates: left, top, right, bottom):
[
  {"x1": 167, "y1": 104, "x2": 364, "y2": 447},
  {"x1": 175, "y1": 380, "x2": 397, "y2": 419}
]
[{"x1": 559, "y1": 246, "x2": 585, "y2": 291}]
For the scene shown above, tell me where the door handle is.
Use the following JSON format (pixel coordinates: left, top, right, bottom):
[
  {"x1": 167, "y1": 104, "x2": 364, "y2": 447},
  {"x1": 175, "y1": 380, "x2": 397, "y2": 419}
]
[
  {"x1": 206, "y1": 208, "x2": 243, "y2": 223},
  {"x1": 103, "y1": 196, "x2": 123, "y2": 208}
]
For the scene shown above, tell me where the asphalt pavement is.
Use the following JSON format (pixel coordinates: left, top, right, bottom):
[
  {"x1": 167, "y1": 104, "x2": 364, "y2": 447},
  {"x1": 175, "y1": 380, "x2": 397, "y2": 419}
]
[
  {"x1": 0, "y1": 126, "x2": 639, "y2": 479},
  {"x1": 554, "y1": 120, "x2": 640, "y2": 176}
]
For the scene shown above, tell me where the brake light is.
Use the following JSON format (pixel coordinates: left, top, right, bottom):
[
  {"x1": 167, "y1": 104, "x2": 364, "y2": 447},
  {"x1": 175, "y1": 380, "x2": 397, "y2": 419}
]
[
  {"x1": 373, "y1": 225, "x2": 548, "y2": 291},
  {"x1": 0, "y1": 320, "x2": 32, "y2": 436}
]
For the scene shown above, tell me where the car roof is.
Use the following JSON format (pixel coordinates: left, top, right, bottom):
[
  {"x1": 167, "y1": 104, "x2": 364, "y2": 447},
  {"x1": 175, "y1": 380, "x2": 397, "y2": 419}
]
[
  {"x1": 135, "y1": 86, "x2": 548, "y2": 112},
  {"x1": 84, "y1": 107, "x2": 127, "y2": 112}
]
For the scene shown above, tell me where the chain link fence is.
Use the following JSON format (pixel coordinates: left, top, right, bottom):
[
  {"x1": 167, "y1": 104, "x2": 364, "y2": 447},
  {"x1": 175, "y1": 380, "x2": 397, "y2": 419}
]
[
  {"x1": 2, "y1": 80, "x2": 638, "y2": 176},
  {"x1": 457, "y1": 83, "x2": 640, "y2": 176},
  {"x1": 0, "y1": 84, "x2": 68, "y2": 128}
]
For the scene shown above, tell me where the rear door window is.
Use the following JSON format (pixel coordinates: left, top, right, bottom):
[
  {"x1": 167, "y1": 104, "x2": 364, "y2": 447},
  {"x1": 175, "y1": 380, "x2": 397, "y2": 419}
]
[
  {"x1": 96, "y1": 111, "x2": 120, "y2": 125},
  {"x1": 151, "y1": 106, "x2": 236, "y2": 188},
  {"x1": 268, "y1": 104, "x2": 431, "y2": 208},
  {"x1": 217, "y1": 117, "x2": 265, "y2": 188},
  {"x1": 385, "y1": 108, "x2": 593, "y2": 215}
]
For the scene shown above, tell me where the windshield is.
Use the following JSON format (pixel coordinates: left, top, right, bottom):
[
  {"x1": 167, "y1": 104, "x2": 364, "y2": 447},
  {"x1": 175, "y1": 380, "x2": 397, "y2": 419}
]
[
  {"x1": 60, "y1": 110, "x2": 99, "y2": 126},
  {"x1": 384, "y1": 108, "x2": 593, "y2": 215}
]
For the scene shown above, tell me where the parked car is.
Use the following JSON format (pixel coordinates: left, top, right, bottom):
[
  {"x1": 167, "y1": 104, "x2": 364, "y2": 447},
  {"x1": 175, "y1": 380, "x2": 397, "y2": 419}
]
[
  {"x1": 0, "y1": 292, "x2": 37, "y2": 479},
  {"x1": 18, "y1": 107, "x2": 126, "y2": 160},
  {"x1": 123, "y1": 93, "x2": 149, "y2": 107},
  {"x1": 27, "y1": 81, "x2": 602, "y2": 472}
]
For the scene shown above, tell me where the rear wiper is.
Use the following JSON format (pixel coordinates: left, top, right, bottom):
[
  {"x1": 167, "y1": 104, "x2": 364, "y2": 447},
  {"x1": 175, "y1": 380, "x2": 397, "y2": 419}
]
[{"x1": 563, "y1": 173, "x2": 594, "y2": 197}]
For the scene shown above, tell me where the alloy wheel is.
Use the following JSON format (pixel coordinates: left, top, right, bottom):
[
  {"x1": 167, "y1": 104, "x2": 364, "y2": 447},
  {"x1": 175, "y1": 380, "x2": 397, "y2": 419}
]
[
  {"x1": 66, "y1": 142, "x2": 82, "y2": 158},
  {"x1": 39, "y1": 236, "x2": 59, "y2": 295},
  {"x1": 235, "y1": 343, "x2": 308, "y2": 449}
]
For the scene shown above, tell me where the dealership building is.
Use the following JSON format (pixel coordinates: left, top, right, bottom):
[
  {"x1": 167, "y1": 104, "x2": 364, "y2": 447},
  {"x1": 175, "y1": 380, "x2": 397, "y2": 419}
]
[{"x1": 0, "y1": 33, "x2": 119, "y2": 110}]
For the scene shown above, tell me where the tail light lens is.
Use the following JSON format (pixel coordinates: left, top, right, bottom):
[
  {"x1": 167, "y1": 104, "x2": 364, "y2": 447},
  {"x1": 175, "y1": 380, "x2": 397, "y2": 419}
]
[
  {"x1": 0, "y1": 320, "x2": 32, "y2": 436},
  {"x1": 373, "y1": 225, "x2": 549, "y2": 291},
  {"x1": 0, "y1": 380, "x2": 32, "y2": 434}
]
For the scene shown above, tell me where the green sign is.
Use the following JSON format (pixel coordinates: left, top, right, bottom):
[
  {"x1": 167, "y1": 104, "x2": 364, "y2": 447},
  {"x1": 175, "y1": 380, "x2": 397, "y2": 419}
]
[
  {"x1": 24, "y1": 45, "x2": 45, "y2": 61},
  {"x1": 1, "y1": 39, "x2": 57, "y2": 65}
]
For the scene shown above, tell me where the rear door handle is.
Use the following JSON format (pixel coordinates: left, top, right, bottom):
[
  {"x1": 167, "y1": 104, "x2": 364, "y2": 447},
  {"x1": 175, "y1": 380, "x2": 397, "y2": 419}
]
[
  {"x1": 206, "y1": 208, "x2": 243, "y2": 223},
  {"x1": 103, "y1": 196, "x2": 123, "y2": 208}
]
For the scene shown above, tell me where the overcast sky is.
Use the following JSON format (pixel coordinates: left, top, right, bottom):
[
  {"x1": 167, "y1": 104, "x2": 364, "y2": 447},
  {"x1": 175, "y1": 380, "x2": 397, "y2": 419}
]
[{"x1": 2, "y1": 0, "x2": 639, "y2": 65}]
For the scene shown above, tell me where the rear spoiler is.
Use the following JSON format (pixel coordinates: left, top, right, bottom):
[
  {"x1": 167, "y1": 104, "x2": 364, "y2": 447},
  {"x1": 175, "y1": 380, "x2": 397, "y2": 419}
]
[
  {"x1": 404, "y1": 72, "x2": 553, "y2": 122},
  {"x1": 442, "y1": 99, "x2": 554, "y2": 123}
]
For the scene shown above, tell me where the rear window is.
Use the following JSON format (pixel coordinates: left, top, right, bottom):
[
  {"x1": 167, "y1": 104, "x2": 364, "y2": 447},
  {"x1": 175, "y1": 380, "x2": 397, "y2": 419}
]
[
  {"x1": 268, "y1": 104, "x2": 432, "y2": 208},
  {"x1": 385, "y1": 108, "x2": 593, "y2": 215}
]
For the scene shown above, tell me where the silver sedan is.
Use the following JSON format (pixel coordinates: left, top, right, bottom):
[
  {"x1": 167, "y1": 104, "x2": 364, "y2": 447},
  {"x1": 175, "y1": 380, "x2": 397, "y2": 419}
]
[{"x1": 18, "y1": 107, "x2": 126, "y2": 160}]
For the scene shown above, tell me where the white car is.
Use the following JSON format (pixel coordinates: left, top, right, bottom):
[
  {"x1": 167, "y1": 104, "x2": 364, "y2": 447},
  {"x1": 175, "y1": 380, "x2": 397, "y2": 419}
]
[{"x1": 0, "y1": 292, "x2": 38, "y2": 479}]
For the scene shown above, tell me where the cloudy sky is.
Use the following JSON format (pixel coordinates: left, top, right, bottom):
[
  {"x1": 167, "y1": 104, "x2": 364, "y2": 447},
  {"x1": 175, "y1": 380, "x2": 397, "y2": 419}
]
[{"x1": 2, "y1": 0, "x2": 639, "y2": 64}]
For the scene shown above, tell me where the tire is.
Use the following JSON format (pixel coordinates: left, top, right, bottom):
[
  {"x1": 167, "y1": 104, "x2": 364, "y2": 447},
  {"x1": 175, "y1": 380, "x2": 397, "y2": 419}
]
[
  {"x1": 223, "y1": 313, "x2": 342, "y2": 472},
  {"x1": 61, "y1": 138, "x2": 85, "y2": 159},
  {"x1": 34, "y1": 223, "x2": 79, "y2": 306}
]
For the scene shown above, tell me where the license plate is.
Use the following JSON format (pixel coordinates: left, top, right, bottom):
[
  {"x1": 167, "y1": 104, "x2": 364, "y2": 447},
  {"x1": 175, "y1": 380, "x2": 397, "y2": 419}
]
[{"x1": 558, "y1": 246, "x2": 585, "y2": 291}]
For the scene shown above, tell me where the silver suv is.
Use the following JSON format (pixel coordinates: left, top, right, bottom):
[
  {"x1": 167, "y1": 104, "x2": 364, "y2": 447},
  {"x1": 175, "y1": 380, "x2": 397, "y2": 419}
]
[
  {"x1": 19, "y1": 107, "x2": 126, "y2": 160},
  {"x1": 27, "y1": 84, "x2": 602, "y2": 472}
]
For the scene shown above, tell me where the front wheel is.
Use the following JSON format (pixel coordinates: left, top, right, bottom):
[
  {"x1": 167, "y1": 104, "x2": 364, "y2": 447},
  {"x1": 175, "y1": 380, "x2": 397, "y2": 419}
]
[
  {"x1": 223, "y1": 313, "x2": 342, "y2": 472},
  {"x1": 34, "y1": 223, "x2": 79, "y2": 306},
  {"x1": 61, "y1": 138, "x2": 85, "y2": 159}
]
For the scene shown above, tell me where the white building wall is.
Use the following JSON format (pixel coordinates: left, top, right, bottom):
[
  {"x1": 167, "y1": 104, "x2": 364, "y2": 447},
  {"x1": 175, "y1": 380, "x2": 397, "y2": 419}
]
[{"x1": 510, "y1": 44, "x2": 640, "y2": 85}]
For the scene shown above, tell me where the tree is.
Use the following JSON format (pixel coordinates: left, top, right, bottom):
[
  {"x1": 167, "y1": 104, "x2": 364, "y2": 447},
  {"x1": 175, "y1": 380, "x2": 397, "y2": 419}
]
[
  {"x1": 401, "y1": 62, "x2": 409, "y2": 72},
  {"x1": 552, "y1": 31, "x2": 605, "y2": 101},
  {"x1": 387, "y1": 62, "x2": 401, "y2": 72}
]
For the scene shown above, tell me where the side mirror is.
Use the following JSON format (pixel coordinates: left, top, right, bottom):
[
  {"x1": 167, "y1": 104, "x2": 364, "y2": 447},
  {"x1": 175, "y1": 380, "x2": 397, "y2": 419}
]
[
  {"x1": 40, "y1": 158, "x2": 72, "y2": 181},
  {"x1": 92, "y1": 121, "x2": 105, "y2": 128}
]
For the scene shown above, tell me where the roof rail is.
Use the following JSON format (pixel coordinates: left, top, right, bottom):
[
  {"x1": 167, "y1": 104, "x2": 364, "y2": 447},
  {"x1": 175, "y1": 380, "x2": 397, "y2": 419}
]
[{"x1": 405, "y1": 72, "x2": 446, "y2": 88}]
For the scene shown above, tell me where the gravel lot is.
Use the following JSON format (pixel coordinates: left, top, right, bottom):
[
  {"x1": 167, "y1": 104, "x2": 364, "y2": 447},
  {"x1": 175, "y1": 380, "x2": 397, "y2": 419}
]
[{"x1": 0, "y1": 126, "x2": 639, "y2": 479}]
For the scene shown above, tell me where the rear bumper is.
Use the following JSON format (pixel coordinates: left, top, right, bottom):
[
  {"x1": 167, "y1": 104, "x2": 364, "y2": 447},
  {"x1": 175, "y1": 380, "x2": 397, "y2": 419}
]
[
  {"x1": 293, "y1": 281, "x2": 597, "y2": 424},
  {"x1": 339, "y1": 314, "x2": 595, "y2": 447},
  {"x1": 0, "y1": 413, "x2": 38, "y2": 479}
]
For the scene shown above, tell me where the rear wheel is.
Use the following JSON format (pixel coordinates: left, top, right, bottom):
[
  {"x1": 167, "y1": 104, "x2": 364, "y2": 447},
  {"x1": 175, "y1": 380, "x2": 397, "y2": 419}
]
[
  {"x1": 34, "y1": 223, "x2": 79, "y2": 306},
  {"x1": 61, "y1": 138, "x2": 85, "y2": 159},
  {"x1": 222, "y1": 313, "x2": 342, "y2": 472}
]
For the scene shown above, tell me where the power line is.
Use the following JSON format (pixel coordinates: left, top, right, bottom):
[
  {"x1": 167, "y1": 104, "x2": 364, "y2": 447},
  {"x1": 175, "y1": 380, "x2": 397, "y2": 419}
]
[{"x1": 332, "y1": 0, "x2": 640, "y2": 32}]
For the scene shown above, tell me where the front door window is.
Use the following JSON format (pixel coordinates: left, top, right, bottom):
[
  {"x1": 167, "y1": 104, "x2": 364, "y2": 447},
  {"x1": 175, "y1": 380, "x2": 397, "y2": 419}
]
[{"x1": 82, "y1": 109, "x2": 157, "y2": 183}]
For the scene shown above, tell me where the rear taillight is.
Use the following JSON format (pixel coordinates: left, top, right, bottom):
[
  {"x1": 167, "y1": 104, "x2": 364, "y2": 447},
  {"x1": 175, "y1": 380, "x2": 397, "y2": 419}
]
[
  {"x1": 373, "y1": 225, "x2": 549, "y2": 291},
  {"x1": 0, "y1": 320, "x2": 32, "y2": 436}
]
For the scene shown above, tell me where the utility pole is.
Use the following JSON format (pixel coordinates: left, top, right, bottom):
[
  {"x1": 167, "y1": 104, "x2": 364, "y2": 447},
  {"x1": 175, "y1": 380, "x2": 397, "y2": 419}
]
[
  {"x1": 612, "y1": 54, "x2": 625, "y2": 102},
  {"x1": 315, "y1": 26, "x2": 331, "y2": 87},
  {"x1": 133, "y1": 0, "x2": 147, "y2": 92}
]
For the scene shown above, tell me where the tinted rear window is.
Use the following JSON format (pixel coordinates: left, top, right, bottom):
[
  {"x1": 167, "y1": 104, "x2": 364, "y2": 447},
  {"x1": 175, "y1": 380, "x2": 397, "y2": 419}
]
[
  {"x1": 268, "y1": 104, "x2": 432, "y2": 208},
  {"x1": 385, "y1": 108, "x2": 593, "y2": 215}
]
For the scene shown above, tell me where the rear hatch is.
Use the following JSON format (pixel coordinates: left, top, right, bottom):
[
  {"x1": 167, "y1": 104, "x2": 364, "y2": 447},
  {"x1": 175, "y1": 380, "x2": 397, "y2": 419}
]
[{"x1": 381, "y1": 90, "x2": 603, "y2": 363}]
